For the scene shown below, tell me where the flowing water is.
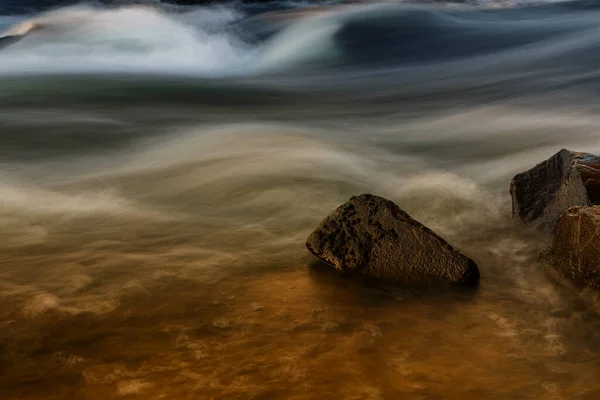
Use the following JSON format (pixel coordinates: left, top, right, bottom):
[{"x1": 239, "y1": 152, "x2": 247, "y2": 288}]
[{"x1": 2, "y1": 0, "x2": 600, "y2": 398}]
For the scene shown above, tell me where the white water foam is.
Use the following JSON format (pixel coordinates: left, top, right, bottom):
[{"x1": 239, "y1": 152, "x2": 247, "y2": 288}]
[
  {"x1": 255, "y1": 13, "x2": 342, "y2": 71},
  {"x1": 0, "y1": 5, "x2": 255, "y2": 76},
  {"x1": 0, "y1": 3, "x2": 349, "y2": 76}
]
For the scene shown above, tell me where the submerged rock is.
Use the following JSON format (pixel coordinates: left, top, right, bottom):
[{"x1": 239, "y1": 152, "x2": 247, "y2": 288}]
[
  {"x1": 305, "y1": 194, "x2": 479, "y2": 285},
  {"x1": 510, "y1": 149, "x2": 600, "y2": 229},
  {"x1": 543, "y1": 206, "x2": 600, "y2": 290}
]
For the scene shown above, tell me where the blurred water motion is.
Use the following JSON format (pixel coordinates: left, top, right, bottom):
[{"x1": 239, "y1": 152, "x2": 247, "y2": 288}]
[{"x1": 1, "y1": 0, "x2": 600, "y2": 398}]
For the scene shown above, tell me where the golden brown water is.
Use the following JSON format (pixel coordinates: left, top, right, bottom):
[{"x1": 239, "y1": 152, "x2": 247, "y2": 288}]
[
  {"x1": 3, "y1": 107, "x2": 600, "y2": 399},
  {"x1": 2, "y1": 207, "x2": 600, "y2": 399},
  {"x1": 4, "y1": 1, "x2": 600, "y2": 397}
]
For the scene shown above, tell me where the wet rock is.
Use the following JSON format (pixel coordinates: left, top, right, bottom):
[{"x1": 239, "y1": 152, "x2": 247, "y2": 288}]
[
  {"x1": 510, "y1": 149, "x2": 600, "y2": 229},
  {"x1": 543, "y1": 206, "x2": 600, "y2": 290},
  {"x1": 306, "y1": 194, "x2": 479, "y2": 285}
]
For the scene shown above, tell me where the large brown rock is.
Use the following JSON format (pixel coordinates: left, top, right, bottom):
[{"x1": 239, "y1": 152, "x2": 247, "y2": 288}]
[
  {"x1": 543, "y1": 206, "x2": 600, "y2": 290},
  {"x1": 305, "y1": 194, "x2": 479, "y2": 285},
  {"x1": 510, "y1": 149, "x2": 600, "y2": 230}
]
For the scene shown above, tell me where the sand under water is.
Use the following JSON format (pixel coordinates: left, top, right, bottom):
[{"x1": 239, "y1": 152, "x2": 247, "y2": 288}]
[{"x1": 2, "y1": 0, "x2": 600, "y2": 398}]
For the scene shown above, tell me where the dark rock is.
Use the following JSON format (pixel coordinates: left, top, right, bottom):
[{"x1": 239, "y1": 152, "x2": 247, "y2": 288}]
[
  {"x1": 305, "y1": 194, "x2": 479, "y2": 285},
  {"x1": 578, "y1": 156, "x2": 600, "y2": 204},
  {"x1": 543, "y1": 206, "x2": 600, "y2": 290},
  {"x1": 510, "y1": 148, "x2": 600, "y2": 230}
]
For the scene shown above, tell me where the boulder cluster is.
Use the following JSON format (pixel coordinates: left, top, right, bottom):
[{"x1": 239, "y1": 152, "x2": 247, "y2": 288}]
[
  {"x1": 510, "y1": 149, "x2": 600, "y2": 291},
  {"x1": 305, "y1": 149, "x2": 600, "y2": 290}
]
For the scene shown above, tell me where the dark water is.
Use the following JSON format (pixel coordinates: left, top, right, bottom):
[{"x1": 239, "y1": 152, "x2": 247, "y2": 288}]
[{"x1": 2, "y1": 0, "x2": 600, "y2": 398}]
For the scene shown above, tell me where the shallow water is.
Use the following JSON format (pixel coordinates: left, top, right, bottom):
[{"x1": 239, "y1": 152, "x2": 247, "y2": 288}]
[{"x1": 2, "y1": 0, "x2": 600, "y2": 398}]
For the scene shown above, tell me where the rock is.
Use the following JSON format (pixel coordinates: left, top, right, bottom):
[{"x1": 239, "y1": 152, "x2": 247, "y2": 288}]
[
  {"x1": 543, "y1": 206, "x2": 600, "y2": 290},
  {"x1": 510, "y1": 149, "x2": 600, "y2": 229},
  {"x1": 305, "y1": 194, "x2": 479, "y2": 285}
]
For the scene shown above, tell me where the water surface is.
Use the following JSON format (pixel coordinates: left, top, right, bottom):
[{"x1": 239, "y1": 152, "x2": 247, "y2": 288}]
[{"x1": 2, "y1": 0, "x2": 600, "y2": 398}]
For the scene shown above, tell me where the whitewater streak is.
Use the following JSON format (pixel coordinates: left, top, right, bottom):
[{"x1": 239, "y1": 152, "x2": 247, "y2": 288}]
[
  {"x1": 0, "y1": 2, "x2": 346, "y2": 76},
  {"x1": 1, "y1": 1, "x2": 599, "y2": 81},
  {"x1": 0, "y1": 5, "x2": 254, "y2": 75}
]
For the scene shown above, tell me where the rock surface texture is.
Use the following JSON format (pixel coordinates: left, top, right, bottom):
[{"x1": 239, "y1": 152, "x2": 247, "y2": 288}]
[
  {"x1": 306, "y1": 194, "x2": 479, "y2": 285},
  {"x1": 510, "y1": 149, "x2": 600, "y2": 230},
  {"x1": 544, "y1": 206, "x2": 600, "y2": 290}
]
